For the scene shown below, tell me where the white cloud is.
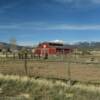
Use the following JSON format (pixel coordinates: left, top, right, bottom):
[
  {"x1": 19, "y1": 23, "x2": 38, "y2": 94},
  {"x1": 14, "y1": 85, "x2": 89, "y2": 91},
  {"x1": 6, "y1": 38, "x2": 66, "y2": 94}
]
[
  {"x1": 21, "y1": 22, "x2": 100, "y2": 30},
  {"x1": 18, "y1": 41, "x2": 34, "y2": 46},
  {"x1": 0, "y1": 22, "x2": 100, "y2": 30},
  {"x1": 0, "y1": 0, "x2": 23, "y2": 14},
  {"x1": 50, "y1": 40, "x2": 64, "y2": 43},
  {"x1": 91, "y1": 0, "x2": 100, "y2": 4},
  {"x1": 55, "y1": 0, "x2": 73, "y2": 3},
  {"x1": 52, "y1": 0, "x2": 100, "y2": 6},
  {"x1": 0, "y1": 22, "x2": 45, "y2": 29},
  {"x1": 43, "y1": 24, "x2": 100, "y2": 30},
  {"x1": 0, "y1": 25, "x2": 17, "y2": 29}
]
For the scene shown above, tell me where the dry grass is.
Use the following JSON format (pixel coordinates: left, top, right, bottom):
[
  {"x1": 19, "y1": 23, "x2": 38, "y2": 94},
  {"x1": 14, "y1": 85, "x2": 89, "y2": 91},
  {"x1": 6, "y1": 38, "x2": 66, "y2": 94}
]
[
  {"x1": 0, "y1": 60, "x2": 100, "y2": 82},
  {"x1": 0, "y1": 74, "x2": 100, "y2": 100}
]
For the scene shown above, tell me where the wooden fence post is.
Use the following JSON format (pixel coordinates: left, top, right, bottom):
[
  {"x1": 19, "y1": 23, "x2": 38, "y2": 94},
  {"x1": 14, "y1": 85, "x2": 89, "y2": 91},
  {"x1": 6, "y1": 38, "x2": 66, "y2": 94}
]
[
  {"x1": 67, "y1": 61, "x2": 71, "y2": 86},
  {"x1": 24, "y1": 52, "x2": 28, "y2": 76}
]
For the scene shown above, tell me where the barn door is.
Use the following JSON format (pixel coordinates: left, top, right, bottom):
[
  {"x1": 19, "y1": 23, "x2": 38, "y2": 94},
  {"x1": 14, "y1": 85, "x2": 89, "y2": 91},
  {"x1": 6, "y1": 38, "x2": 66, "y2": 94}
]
[{"x1": 41, "y1": 48, "x2": 49, "y2": 57}]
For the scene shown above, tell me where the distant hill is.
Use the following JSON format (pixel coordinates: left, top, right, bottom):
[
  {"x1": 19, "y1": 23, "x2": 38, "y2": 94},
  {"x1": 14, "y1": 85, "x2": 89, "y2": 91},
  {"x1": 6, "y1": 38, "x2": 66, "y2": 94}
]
[
  {"x1": 74, "y1": 42, "x2": 100, "y2": 50},
  {"x1": 0, "y1": 41, "x2": 100, "y2": 51},
  {"x1": 0, "y1": 42, "x2": 32, "y2": 50},
  {"x1": 64, "y1": 42, "x2": 100, "y2": 50}
]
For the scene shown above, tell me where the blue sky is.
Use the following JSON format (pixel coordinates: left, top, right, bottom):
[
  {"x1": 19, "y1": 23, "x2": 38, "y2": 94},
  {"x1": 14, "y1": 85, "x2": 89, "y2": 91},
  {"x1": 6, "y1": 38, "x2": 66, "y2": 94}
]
[{"x1": 0, "y1": 0, "x2": 100, "y2": 46}]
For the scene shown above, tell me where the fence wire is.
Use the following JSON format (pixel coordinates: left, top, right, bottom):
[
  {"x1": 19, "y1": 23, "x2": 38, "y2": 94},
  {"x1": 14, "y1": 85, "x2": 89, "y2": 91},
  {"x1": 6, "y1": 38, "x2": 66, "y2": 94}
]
[{"x1": 0, "y1": 56, "x2": 100, "y2": 83}]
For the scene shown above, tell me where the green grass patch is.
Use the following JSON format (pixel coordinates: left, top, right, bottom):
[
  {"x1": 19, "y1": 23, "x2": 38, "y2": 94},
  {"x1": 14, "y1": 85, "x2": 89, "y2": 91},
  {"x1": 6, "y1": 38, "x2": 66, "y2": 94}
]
[{"x1": 0, "y1": 74, "x2": 100, "y2": 100}]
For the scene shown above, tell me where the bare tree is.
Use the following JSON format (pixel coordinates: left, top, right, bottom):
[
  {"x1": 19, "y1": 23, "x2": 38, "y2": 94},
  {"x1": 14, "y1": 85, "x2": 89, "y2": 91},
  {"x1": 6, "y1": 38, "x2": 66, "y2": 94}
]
[
  {"x1": 9, "y1": 37, "x2": 17, "y2": 59},
  {"x1": 10, "y1": 37, "x2": 17, "y2": 51},
  {"x1": 0, "y1": 43, "x2": 4, "y2": 52}
]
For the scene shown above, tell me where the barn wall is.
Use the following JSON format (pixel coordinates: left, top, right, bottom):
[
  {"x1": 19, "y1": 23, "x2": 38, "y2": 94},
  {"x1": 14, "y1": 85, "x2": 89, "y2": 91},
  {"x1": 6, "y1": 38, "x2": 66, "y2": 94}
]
[{"x1": 34, "y1": 42, "x2": 73, "y2": 56}]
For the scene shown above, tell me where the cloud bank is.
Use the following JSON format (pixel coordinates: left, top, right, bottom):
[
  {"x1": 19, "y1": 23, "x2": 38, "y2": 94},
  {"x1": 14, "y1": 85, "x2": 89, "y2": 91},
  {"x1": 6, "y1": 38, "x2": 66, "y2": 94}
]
[
  {"x1": 49, "y1": 0, "x2": 100, "y2": 8},
  {"x1": 0, "y1": 22, "x2": 100, "y2": 30}
]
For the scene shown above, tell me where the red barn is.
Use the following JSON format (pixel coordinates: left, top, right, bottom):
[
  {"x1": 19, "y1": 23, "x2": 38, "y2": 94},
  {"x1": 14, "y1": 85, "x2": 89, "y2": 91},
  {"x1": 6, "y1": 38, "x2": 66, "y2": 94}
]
[{"x1": 34, "y1": 42, "x2": 73, "y2": 56}]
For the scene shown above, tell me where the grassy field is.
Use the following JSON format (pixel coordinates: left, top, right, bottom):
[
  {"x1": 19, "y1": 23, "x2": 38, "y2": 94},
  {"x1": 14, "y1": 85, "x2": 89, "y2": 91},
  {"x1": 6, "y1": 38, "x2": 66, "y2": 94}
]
[
  {"x1": 0, "y1": 55, "x2": 100, "y2": 99},
  {"x1": 0, "y1": 56, "x2": 100, "y2": 82},
  {"x1": 0, "y1": 74, "x2": 100, "y2": 100}
]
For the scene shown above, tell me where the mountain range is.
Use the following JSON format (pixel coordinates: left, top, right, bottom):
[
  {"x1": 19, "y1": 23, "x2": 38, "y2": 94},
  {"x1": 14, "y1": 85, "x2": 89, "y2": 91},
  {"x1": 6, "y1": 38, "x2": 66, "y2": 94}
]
[{"x1": 0, "y1": 41, "x2": 100, "y2": 51}]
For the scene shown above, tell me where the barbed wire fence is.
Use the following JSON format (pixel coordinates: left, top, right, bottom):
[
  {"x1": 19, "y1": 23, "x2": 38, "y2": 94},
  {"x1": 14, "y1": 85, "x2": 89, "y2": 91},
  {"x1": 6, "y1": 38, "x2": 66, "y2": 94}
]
[{"x1": 0, "y1": 53, "x2": 100, "y2": 84}]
